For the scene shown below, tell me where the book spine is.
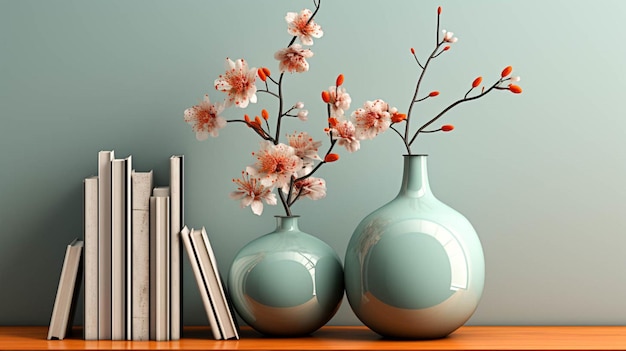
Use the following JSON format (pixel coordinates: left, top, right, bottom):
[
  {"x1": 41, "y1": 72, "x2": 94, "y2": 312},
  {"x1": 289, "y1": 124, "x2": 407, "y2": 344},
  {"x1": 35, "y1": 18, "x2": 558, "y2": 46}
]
[
  {"x1": 111, "y1": 157, "x2": 130, "y2": 340},
  {"x1": 83, "y1": 176, "x2": 99, "y2": 340},
  {"x1": 190, "y1": 229, "x2": 225, "y2": 340},
  {"x1": 181, "y1": 227, "x2": 222, "y2": 340},
  {"x1": 201, "y1": 228, "x2": 239, "y2": 340},
  {"x1": 150, "y1": 190, "x2": 170, "y2": 341},
  {"x1": 97, "y1": 150, "x2": 113, "y2": 340},
  {"x1": 131, "y1": 171, "x2": 152, "y2": 340},
  {"x1": 169, "y1": 156, "x2": 183, "y2": 340}
]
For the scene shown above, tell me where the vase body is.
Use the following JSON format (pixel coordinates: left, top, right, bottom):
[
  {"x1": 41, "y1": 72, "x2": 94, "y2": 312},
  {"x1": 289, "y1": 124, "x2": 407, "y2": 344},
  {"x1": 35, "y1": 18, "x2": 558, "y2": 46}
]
[
  {"x1": 344, "y1": 155, "x2": 485, "y2": 339},
  {"x1": 228, "y1": 216, "x2": 344, "y2": 336}
]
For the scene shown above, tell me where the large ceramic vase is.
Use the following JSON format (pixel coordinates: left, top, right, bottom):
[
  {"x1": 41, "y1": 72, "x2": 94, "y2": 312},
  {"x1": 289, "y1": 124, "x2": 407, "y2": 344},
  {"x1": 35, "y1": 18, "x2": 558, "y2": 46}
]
[
  {"x1": 344, "y1": 155, "x2": 485, "y2": 339},
  {"x1": 227, "y1": 216, "x2": 344, "y2": 336}
]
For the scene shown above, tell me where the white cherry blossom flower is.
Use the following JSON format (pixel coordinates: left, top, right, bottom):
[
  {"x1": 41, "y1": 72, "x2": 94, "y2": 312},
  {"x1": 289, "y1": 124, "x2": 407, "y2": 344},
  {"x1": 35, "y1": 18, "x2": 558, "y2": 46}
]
[
  {"x1": 247, "y1": 141, "x2": 303, "y2": 188},
  {"x1": 230, "y1": 172, "x2": 277, "y2": 216},
  {"x1": 352, "y1": 99, "x2": 392, "y2": 140},
  {"x1": 283, "y1": 177, "x2": 327, "y2": 201},
  {"x1": 183, "y1": 94, "x2": 227, "y2": 140},
  {"x1": 214, "y1": 58, "x2": 258, "y2": 108},
  {"x1": 442, "y1": 29, "x2": 458, "y2": 43},
  {"x1": 328, "y1": 118, "x2": 360, "y2": 153},
  {"x1": 275, "y1": 44, "x2": 314, "y2": 73},
  {"x1": 285, "y1": 9, "x2": 323, "y2": 46},
  {"x1": 288, "y1": 132, "x2": 322, "y2": 168},
  {"x1": 328, "y1": 86, "x2": 351, "y2": 117}
]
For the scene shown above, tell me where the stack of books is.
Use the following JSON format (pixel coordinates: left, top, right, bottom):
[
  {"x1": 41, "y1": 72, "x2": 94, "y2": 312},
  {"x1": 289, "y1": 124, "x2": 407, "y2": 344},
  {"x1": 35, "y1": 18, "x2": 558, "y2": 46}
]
[{"x1": 47, "y1": 151, "x2": 239, "y2": 341}]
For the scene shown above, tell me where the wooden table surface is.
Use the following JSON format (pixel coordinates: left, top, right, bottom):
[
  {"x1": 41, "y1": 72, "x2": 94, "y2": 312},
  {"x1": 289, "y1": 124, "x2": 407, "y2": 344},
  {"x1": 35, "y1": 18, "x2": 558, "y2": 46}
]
[{"x1": 1, "y1": 326, "x2": 626, "y2": 350}]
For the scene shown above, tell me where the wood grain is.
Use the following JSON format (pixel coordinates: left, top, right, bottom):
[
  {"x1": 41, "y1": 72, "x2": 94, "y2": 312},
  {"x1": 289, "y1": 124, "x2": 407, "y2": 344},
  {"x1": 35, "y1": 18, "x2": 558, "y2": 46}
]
[{"x1": 1, "y1": 326, "x2": 625, "y2": 350}]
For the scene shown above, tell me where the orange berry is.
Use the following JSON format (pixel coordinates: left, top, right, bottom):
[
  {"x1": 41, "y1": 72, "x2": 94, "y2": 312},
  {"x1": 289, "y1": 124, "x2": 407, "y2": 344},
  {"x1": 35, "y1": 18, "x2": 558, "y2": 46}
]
[
  {"x1": 324, "y1": 153, "x2": 340, "y2": 163},
  {"x1": 472, "y1": 76, "x2": 482, "y2": 88},
  {"x1": 261, "y1": 109, "x2": 269, "y2": 120},
  {"x1": 262, "y1": 67, "x2": 271, "y2": 77},
  {"x1": 441, "y1": 124, "x2": 454, "y2": 132},
  {"x1": 410, "y1": 47, "x2": 415, "y2": 55},
  {"x1": 254, "y1": 116, "x2": 262, "y2": 125},
  {"x1": 257, "y1": 68, "x2": 266, "y2": 82},
  {"x1": 244, "y1": 114, "x2": 251, "y2": 123},
  {"x1": 501, "y1": 66, "x2": 513, "y2": 78},
  {"x1": 509, "y1": 84, "x2": 523, "y2": 94},
  {"x1": 429, "y1": 91, "x2": 440, "y2": 97},
  {"x1": 336, "y1": 74, "x2": 344, "y2": 87},
  {"x1": 321, "y1": 91, "x2": 331, "y2": 103}
]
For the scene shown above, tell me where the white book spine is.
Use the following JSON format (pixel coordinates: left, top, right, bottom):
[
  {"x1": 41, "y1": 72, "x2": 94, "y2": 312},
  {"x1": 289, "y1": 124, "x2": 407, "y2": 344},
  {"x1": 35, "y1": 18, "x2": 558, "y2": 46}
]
[
  {"x1": 111, "y1": 157, "x2": 130, "y2": 340},
  {"x1": 97, "y1": 150, "x2": 113, "y2": 340},
  {"x1": 200, "y1": 228, "x2": 239, "y2": 340},
  {"x1": 150, "y1": 190, "x2": 170, "y2": 341},
  {"x1": 131, "y1": 170, "x2": 152, "y2": 341},
  {"x1": 169, "y1": 155, "x2": 183, "y2": 340},
  {"x1": 83, "y1": 176, "x2": 99, "y2": 340},
  {"x1": 180, "y1": 227, "x2": 222, "y2": 340}
]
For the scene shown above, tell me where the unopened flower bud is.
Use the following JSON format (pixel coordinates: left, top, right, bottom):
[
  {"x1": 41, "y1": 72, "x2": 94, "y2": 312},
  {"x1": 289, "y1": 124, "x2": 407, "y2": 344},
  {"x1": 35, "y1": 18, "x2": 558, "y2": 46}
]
[
  {"x1": 508, "y1": 84, "x2": 523, "y2": 94},
  {"x1": 391, "y1": 113, "x2": 407, "y2": 124},
  {"x1": 257, "y1": 68, "x2": 267, "y2": 82},
  {"x1": 442, "y1": 124, "x2": 454, "y2": 132},
  {"x1": 429, "y1": 91, "x2": 440, "y2": 97},
  {"x1": 321, "y1": 91, "x2": 331, "y2": 103},
  {"x1": 438, "y1": 6, "x2": 442, "y2": 15},
  {"x1": 295, "y1": 101, "x2": 304, "y2": 109},
  {"x1": 501, "y1": 66, "x2": 513, "y2": 78},
  {"x1": 255, "y1": 116, "x2": 262, "y2": 125},
  {"x1": 262, "y1": 67, "x2": 271, "y2": 77},
  {"x1": 297, "y1": 109, "x2": 308, "y2": 121},
  {"x1": 261, "y1": 109, "x2": 269, "y2": 120},
  {"x1": 510, "y1": 76, "x2": 521, "y2": 83},
  {"x1": 324, "y1": 153, "x2": 340, "y2": 163},
  {"x1": 328, "y1": 117, "x2": 338, "y2": 127},
  {"x1": 336, "y1": 74, "x2": 344, "y2": 87},
  {"x1": 410, "y1": 47, "x2": 416, "y2": 55},
  {"x1": 472, "y1": 76, "x2": 482, "y2": 88},
  {"x1": 244, "y1": 114, "x2": 251, "y2": 123},
  {"x1": 443, "y1": 46, "x2": 451, "y2": 51}
]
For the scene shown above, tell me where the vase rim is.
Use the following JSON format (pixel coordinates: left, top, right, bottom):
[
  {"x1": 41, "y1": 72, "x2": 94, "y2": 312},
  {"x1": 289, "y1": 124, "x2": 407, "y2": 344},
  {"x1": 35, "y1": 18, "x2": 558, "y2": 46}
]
[
  {"x1": 403, "y1": 154, "x2": 428, "y2": 157},
  {"x1": 274, "y1": 215, "x2": 301, "y2": 218}
]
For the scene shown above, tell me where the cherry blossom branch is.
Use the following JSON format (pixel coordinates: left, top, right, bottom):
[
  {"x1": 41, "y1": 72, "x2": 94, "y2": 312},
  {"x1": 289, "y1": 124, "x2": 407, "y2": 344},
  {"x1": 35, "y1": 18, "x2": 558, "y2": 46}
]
[{"x1": 408, "y1": 78, "x2": 504, "y2": 147}]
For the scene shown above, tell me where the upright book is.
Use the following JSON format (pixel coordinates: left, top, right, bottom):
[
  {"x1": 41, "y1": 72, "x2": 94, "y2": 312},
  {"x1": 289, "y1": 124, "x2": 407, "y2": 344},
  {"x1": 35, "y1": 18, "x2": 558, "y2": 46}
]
[
  {"x1": 48, "y1": 239, "x2": 84, "y2": 340},
  {"x1": 169, "y1": 155, "x2": 184, "y2": 340},
  {"x1": 97, "y1": 150, "x2": 113, "y2": 340},
  {"x1": 131, "y1": 170, "x2": 153, "y2": 340},
  {"x1": 83, "y1": 176, "x2": 98, "y2": 340},
  {"x1": 111, "y1": 156, "x2": 132, "y2": 340},
  {"x1": 150, "y1": 187, "x2": 170, "y2": 341}
]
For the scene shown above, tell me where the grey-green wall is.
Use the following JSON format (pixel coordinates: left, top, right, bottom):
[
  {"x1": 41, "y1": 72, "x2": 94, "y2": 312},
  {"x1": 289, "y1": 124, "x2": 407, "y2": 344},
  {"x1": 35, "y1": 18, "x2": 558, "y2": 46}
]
[{"x1": 2, "y1": 0, "x2": 625, "y2": 326}]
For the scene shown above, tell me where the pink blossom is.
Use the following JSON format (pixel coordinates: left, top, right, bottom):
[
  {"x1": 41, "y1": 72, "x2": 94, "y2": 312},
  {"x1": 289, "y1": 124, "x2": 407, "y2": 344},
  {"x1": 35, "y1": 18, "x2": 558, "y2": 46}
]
[
  {"x1": 274, "y1": 44, "x2": 314, "y2": 73},
  {"x1": 352, "y1": 99, "x2": 392, "y2": 140},
  {"x1": 328, "y1": 118, "x2": 360, "y2": 152},
  {"x1": 230, "y1": 172, "x2": 277, "y2": 216},
  {"x1": 442, "y1": 29, "x2": 458, "y2": 43},
  {"x1": 288, "y1": 131, "x2": 322, "y2": 168},
  {"x1": 183, "y1": 94, "x2": 227, "y2": 140},
  {"x1": 328, "y1": 86, "x2": 351, "y2": 117},
  {"x1": 214, "y1": 58, "x2": 258, "y2": 108},
  {"x1": 247, "y1": 141, "x2": 304, "y2": 188},
  {"x1": 285, "y1": 9, "x2": 323, "y2": 46},
  {"x1": 283, "y1": 177, "x2": 326, "y2": 201}
]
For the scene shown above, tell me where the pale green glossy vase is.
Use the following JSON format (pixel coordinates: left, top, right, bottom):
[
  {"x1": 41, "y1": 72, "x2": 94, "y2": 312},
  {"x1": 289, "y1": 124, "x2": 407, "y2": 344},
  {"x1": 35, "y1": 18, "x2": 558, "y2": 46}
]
[
  {"x1": 227, "y1": 216, "x2": 344, "y2": 336},
  {"x1": 344, "y1": 155, "x2": 485, "y2": 339}
]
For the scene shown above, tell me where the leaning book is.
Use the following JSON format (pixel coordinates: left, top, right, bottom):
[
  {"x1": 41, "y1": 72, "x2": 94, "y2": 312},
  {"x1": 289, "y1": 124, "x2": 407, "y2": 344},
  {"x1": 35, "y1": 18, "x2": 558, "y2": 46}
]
[{"x1": 48, "y1": 239, "x2": 84, "y2": 340}]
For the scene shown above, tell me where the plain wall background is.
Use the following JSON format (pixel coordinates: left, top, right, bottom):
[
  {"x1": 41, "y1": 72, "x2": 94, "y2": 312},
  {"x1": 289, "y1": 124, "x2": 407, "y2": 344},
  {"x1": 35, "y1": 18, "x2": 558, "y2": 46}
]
[{"x1": 2, "y1": 0, "x2": 626, "y2": 326}]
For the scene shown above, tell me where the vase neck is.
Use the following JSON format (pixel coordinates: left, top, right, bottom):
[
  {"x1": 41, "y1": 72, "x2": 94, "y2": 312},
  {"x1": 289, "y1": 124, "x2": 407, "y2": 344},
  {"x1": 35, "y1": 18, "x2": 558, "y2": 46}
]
[
  {"x1": 275, "y1": 216, "x2": 300, "y2": 232},
  {"x1": 399, "y1": 155, "x2": 432, "y2": 198}
]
